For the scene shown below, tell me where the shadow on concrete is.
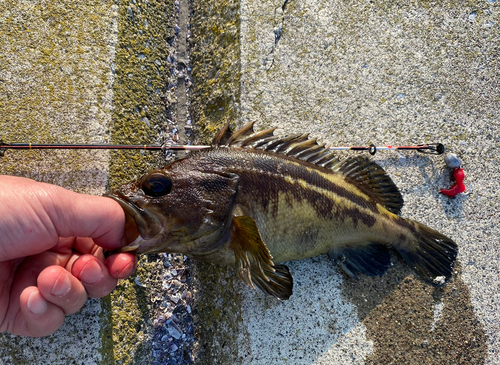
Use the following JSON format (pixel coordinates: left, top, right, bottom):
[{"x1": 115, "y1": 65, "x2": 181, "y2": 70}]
[{"x1": 341, "y1": 261, "x2": 488, "y2": 364}]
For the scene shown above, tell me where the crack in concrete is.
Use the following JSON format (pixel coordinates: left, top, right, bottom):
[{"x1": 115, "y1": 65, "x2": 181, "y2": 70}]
[
  {"x1": 265, "y1": 0, "x2": 291, "y2": 71},
  {"x1": 163, "y1": 0, "x2": 193, "y2": 161}
]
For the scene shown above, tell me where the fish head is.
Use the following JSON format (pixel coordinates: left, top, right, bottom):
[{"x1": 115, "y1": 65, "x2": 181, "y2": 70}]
[{"x1": 107, "y1": 159, "x2": 239, "y2": 255}]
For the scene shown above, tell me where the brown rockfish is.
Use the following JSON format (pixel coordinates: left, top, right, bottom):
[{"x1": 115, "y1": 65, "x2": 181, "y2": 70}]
[{"x1": 108, "y1": 123, "x2": 457, "y2": 299}]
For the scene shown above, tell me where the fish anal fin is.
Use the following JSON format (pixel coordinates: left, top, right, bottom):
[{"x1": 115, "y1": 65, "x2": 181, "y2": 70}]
[
  {"x1": 335, "y1": 156, "x2": 404, "y2": 215},
  {"x1": 251, "y1": 264, "x2": 293, "y2": 300},
  {"x1": 229, "y1": 216, "x2": 281, "y2": 290},
  {"x1": 328, "y1": 241, "x2": 392, "y2": 279}
]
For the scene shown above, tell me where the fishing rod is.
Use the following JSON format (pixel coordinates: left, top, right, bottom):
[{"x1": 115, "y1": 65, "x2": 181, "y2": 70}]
[
  {"x1": 325, "y1": 143, "x2": 445, "y2": 155},
  {"x1": 0, "y1": 141, "x2": 445, "y2": 156},
  {"x1": 0, "y1": 142, "x2": 210, "y2": 156},
  {"x1": 0, "y1": 139, "x2": 470, "y2": 197}
]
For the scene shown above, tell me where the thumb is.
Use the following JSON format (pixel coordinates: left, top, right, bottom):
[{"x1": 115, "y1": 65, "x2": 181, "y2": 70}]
[
  {"x1": 52, "y1": 190, "x2": 127, "y2": 250},
  {"x1": 0, "y1": 176, "x2": 127, "y2": 262}
]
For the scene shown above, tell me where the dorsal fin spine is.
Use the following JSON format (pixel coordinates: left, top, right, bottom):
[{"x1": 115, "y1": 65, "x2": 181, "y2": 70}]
[
  {"x1": 240, "y1": 128, "x2": 277, "y2": 148},
  {"x1": 225, "y1": 122, "x2": 256, "y2": 146},
  {"x1": 254, "y1": 136, "x2": 279, "y2": 148},
  {"x1": 286, "y1": 137, "x2": 316, "y2": 156},
  {"x1": 276, "y1": 134, "x2": 308, "y2": 153},
  {"x1": 296, "y1": 145, "x2": 325, "y2": 160}
]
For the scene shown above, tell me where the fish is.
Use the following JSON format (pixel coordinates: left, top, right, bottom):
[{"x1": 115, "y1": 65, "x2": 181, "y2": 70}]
[{"x1": 107, "y1": 123, "x2": 458, "y2": 300}]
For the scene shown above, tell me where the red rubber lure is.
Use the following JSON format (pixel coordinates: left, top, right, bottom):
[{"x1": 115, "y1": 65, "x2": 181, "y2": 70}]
[
  {"x1": 440, "y1": 168, "x2": 466, "y2": 197},
  {"x1": 439, "y1": 153, "x2": 470, "y2": 198}
]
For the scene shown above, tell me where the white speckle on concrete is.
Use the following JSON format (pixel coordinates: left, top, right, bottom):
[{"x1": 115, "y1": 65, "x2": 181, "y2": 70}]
[{"x1": 431, "y1": 302, "x2": 444, "y2": 331}]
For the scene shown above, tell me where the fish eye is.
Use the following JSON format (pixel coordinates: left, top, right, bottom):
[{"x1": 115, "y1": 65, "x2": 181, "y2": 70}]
[{"x1": 141, "y1": 172, "x2": 173, "y2": 197}]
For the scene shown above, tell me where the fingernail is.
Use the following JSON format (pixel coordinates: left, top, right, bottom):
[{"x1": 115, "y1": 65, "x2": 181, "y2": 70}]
[
  {"x1": 80, "y1": 260, "x2": 103, "y2": 284},
  {"x1": 50, "y1": 271, "x2": 71, "y2": 296},
  {"x1": 117, "y1": 260, "x2": 135, "y2": 279},
  {"x1": 27, "y1": 291, "x2": 48, "y2": 315}
]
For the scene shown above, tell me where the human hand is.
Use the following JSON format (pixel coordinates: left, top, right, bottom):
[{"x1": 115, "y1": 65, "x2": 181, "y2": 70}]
[{"x1": 0, "y1": 175, "x2": 137, "y2": 337}]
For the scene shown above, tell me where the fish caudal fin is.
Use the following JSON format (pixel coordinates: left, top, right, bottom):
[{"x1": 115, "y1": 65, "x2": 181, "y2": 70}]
[
  {"x1": 328, "y1": 223, "x2": 457, "y2": 285},
  {"x1": 394, "y1": 220, "x2": 458, "y2": 284}
]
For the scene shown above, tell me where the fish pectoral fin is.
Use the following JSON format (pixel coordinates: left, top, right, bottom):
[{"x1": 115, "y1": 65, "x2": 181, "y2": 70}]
[
  {"x1": 251, "y1": 264, "x2": 293, "y2": 300},
  {"x1": 328, "y1": 242, "x2": 391, "y2": 279},
  {"x1": 230, "y1": 216, "x2": 292, "y2": 299},
  {"x1": 230, "y1": 216, "x2": 274, "y2": 287}
]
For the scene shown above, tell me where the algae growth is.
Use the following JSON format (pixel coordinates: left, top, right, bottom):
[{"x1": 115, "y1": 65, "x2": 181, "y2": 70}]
[
  {"x1": 106, "y1": 0, "x2": 175, "y2": 364},
  {"x1": 190, "y1": 0, "x2": 242, "y2": 143}
]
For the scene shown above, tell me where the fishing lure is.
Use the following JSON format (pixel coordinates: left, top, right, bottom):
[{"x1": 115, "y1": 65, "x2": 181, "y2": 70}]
[{"x1": 439, "y1": 153, "x2": 470, "y2": 198}]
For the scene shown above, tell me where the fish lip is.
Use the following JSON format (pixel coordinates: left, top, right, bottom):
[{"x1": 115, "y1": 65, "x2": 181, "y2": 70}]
[{"x1": 106, "y1": 191, "x2": 164, "y2": 245}]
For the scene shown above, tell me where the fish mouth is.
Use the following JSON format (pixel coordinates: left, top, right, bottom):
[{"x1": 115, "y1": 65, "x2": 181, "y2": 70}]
[{"x1": 106, "y1": 191, "x2": 164, "y2": 252}]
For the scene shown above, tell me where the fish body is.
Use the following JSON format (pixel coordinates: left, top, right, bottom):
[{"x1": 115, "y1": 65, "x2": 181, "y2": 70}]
[{"x1": 109, "y1": 123, "x2": 458, "y2": 299}]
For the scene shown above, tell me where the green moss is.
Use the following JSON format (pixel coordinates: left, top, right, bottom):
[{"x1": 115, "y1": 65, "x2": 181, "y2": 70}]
[
  {"x1": 191, "y1": 262, "x2": 246, "y2": 365},
  {"x1": 108, "y1": 258, "x2": 154, "y2": 365},
  {"x1": 190, "y1": 0, "x2": 242, "y2": 144},
  {"x1": 175, "y1": 0, "x2": 249, "y2": 362},
  {"x1": 187, "y1": 1, "x2": 247, "y2": 363},
  {"x1": 108, "y1": 0, "x2": 175, "y2": 190},
  {"x1": 106, "y1": 0, "x2": 175, "y2": 363},
  {"x1": 99, "y1": 296, "x2": 115, "y2": 365}
]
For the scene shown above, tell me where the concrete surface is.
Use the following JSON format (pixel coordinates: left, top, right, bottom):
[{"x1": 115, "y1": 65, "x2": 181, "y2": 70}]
[{"x1": 1, "y1": 0, "x2": 499, "y2": 364}]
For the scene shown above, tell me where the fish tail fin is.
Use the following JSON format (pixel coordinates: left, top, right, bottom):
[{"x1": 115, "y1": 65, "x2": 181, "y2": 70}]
[{"x1": 393, "y1": 219, "x2": 458, "y2": 284}]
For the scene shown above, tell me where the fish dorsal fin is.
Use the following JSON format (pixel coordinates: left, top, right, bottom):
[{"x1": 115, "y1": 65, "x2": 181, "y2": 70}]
[
  {"x1": 333, "y1": 156, "x2": 404, "y2": 215},
  {"x1": 215, "y1": 123, "x2": 338, "y2": 165},
  {"x1": 212, "y1": 123, "x2": 233, "y2": 146},
  {"x1": 225, "y1": 122, "x2": 256, "y2": 145},
  {"x1": 214, "y1": 123, "x2": 403, "y2": 214}
]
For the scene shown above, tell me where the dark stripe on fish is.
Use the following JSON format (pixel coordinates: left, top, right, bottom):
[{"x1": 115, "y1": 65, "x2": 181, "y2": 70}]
[
  {"x1": 395, "y1": 216, "x2": 417, "y2": 234},
  {"x1": 205, "y1": 148, "x2": 380, "y2": 216},
  {"x1": 198, "y1": 150, "x2": 378, "y2": 228}
]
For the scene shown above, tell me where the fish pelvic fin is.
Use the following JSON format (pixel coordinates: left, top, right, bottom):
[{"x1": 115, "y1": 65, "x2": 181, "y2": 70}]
[
  {"x1": 394, "y1": 220, "x2": 458, "y2": 285},
  {"x1": 251, "y1": 264, "x2": 293, "y2": 300},
  {"x1": 328, "y1": 242, "x2": 392, "y2": 279},
  {"x1": 229, "y1": 215, "x2": 293, "y2": 299}
]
